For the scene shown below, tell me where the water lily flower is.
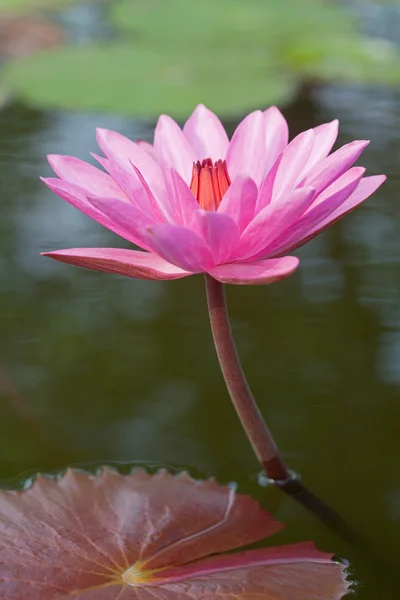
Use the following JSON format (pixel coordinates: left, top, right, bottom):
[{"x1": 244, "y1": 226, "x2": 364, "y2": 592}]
[{"x1": 42, "y1": 105, "x2": 385, "y2": 285}]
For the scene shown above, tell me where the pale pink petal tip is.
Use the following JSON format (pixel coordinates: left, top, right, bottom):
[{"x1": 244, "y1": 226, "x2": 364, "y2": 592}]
[
  {"x1": 136, "y1": 140, "x2": 158, "y2": 160},
  {"x1": 41, "y1": 248, "x2": 192, "y2": 281},
  {"x1": 183, "y1": 104, "x2": 229, "y2": 161},
  {"x1": 154, "y1": 114, "x2": 196, "y2": 182},
  {"x1": 208, "y1": 256, "x2": 299, "y2": 285},
  {"x1": 227, "y1": 110, "x2": 267, "y2": 185}
]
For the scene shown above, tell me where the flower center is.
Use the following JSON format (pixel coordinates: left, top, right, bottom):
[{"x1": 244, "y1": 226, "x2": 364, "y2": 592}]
[{"x1": 189, "y1": 158, "x2": 231, "y2": 211}]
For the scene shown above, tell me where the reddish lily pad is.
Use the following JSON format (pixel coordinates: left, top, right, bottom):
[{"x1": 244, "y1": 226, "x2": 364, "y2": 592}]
[
  {"x1": 0, "y1": 15, "x2": 65, "y2": 59},
  {"x1": 0, "y1": 468, "x2": 349, "y2": 599}
]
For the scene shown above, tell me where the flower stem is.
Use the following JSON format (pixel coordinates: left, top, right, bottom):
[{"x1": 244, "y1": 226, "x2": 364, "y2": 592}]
[
  {"x1": 204, "y1": 274, "x2": 290, "y2": 481},
  {"x1": 204, "y1": 274, "x2": 373, "y2": 551}
]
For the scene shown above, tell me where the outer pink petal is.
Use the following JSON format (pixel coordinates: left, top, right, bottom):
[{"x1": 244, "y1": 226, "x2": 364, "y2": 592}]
[
  {"x1": 301, "y1": 140, "x2": 369, "y2": 195},
  {"x1": 96, "y1": 129, "x2": 165, "y2": 200},
  {"x1": 42, "y1": 176, "x2": 103, "y2": 211},
  {"x1": 47, "y1": 155, "x2": 129, "y2": 202},
  {"x1": 302, "y1": 120, "x2": 339, "y2": 174},
  {"x1": 153, "y1": 115, "x2": 196, "y2": 183},
  {"x1": 217, "y1": 176, "x2": 258, "y2": 232},
  {"x1": 263, "y1": 106, "x2": 289, "y2": 174},
  {"x1": 87, "y1": 195, "x2": 159, "y2": 249},
  {"x1": 306, "y1": 165, "x2": 365, "y2": 209},
  {"x1": 140, "y1": 223, "x2": 214, "y2": 272},
  {"x1": 43, "y1": 177, "x2": 156, "y2": 251},
  {"x1": 207, "y1": 256, "x2": 299, "y2": 285},
  {"x1": 183, "y1": 104, "x2": 229, "y2": 161},
  {"x1": 41, "y1": 248, "x2": 191, "y2": 280},
  {"x1": 42, "y1": 177, "x2": 152, "y2": 247},
  {"x1": 226, "y1": 111, "x2": 266, "y2": 186},
  {"x1": 190, "y1": 210, "x2": 240, "y2": 264},
  {"x1": 258, "y1": 167, "x2": 367, "y2": 257},
  {"x1": 238, "y1": 187, "x2": 316, "y2": 259},
  {"x1": 308, "y1": 174, "x2": 386, "y2": 236},
  {"x1": 271, "y1": 129, "x2": 315, "y2": 201}
]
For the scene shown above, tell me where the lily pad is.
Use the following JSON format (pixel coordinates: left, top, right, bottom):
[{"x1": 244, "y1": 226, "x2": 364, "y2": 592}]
[
  {"x1": 4, "y1": 0, "x2": 399, "y2": 118},
  {"x1": 2, "y1": 42, "x2": 295, "y2": 118},
  {"x1": 0, "y1": 0, "x2": 77, "y2": 13},
  {"x1": 110, "y1": 0, "x2": 400, "y2": 86},
  {"x1": 110, "y1": 0, "x2": 354, "y2": 47},
  {"x1": 284, "y1": 35, "x2": 400, "y2": 85},
  {"x1": 0, "y1": 468, "x2": 349, "y2": 599},
  {"x1": 0, "y1": 15, "x2": 65, "y2": 59}
]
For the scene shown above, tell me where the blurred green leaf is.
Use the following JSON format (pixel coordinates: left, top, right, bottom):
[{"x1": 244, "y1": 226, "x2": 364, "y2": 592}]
[
  {"x1": 3, "y1": 0, "x2": 400, "y2": 118},
  {"x1": 363, "y1": 0, "x2": 400, "y2": 4},
  {"x1": 110, "y1": 0, "x2": 400, "y2": 85},
  {"x1": 110, "y1": 0, "x2": 355, "y2": 48},
  {"x1": 2, "y1": 42, "x2": 296, "y2": 118},
  {"x1": 285, "y1": 36, "x2": 400, "y2": 84},
  {"x1": 0, "y1": 0, "x2": 77, "y2": 13}
]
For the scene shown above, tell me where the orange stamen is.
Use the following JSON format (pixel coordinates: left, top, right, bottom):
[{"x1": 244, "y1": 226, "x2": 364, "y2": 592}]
[{"x1": 190, "y1": 158, "x2": 231, "y2": 210}]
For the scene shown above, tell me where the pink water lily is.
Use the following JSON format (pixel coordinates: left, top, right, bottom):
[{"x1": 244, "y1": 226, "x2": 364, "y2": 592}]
[{"x1": 42, "y1": 104, "x2": 385, "y2": 285}]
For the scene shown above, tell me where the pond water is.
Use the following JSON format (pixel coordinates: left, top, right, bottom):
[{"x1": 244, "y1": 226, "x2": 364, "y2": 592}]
[{"x1": 0, "y1": 3, "x2": 400, "y2": 599}]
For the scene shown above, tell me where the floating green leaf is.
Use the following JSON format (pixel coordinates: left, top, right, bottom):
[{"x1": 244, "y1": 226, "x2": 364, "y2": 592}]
[
  {"x1": 2, "y1": 42, "x2": 296, "y2": 118},
  {"x1": 3, "y1": 0, "x2": 400, "y2": 118},
  {"x1": 285, "y1": 36, "x2": 400, "y2": 85},
  {"x1": 110, "y1": 0, "x2": 354, "y2": 48},
  {"x1": 110, "y1": 0, "x2": 400, "y2": 85},
  {"x1": 0, "y1": 0, "x2": 77, "y2": 13}
]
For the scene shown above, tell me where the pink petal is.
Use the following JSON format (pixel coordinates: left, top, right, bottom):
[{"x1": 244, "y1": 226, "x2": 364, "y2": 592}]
[
  {"x1": 47, "y1": 155, "x2": 129, "y2": 202},
  {"x1": 130, "y1": 161, "x2": 172, "y2": 223},
  {"x1": 41, "y1": 248, "x2": 191, "y2": 280},
  {"x1": 191, "y1": 210, "x2": 240, "y2": 264},
  {"x1": 183, "y1": 104, "x2": 229, "y2": 161},
  {"x1": 42, "y1": 178, "x2": 154, "y2": 250},
  {"x1": 308, "y1": 174, "x2": 386, "y2": 235},
  {"x1": 217, "y1": 176, "x2": 258, "y2": 232},
  {"x1": 140, "y1": 223, "x2": 214, "y2": 272},
  {"x1": 42, "y1": 176, "x2": 105, "y2": 215},
  {"x1": 93, "y1": 152, "x2": 176, "y2": 224},
  {"x1": 254, "y1": 153, "x2": 283, "y2": 213},
  {"x1": 153, "y1": 114, "x2": 196, "y2": 183},
  {"x1": 272, "y1": 129, "x2": 315, "y2": 201},
  {"x1": 87, "y1": 195, "x2": 158, "y2": 249},
  {"x1": 302, "y1": 140, "x2": 369, "y2": 195},
  {"x1": 307, "y1": 165, "x2": 365, "y2": 209},
  {"x1": 259, "y1": 166, "x2": 367, "y2": 257},
  {"x1": 263, "y1": 106, "x2": 289, "y2": 174},
  {"x1": 96, "y1": 129, "x2": 164, "y2": 199},
  {"x1": 91, "y1": 153, "x2": 158, "y2": 218},
  {"x1": 302, "y1": 120, "x2": 339, "y2": 174},
  {"x1": 137, "y1": 140, "x2": 158, "y2": 161},
  {"x1": 207, "y1": 256, "x2": 299, "y2": 285},
  {"x1": 239, "y1": 187, "x2": 316, "y2": 260},
  {"x1": 226, "y1": 111, "x2": 266, "y2": 186}
]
